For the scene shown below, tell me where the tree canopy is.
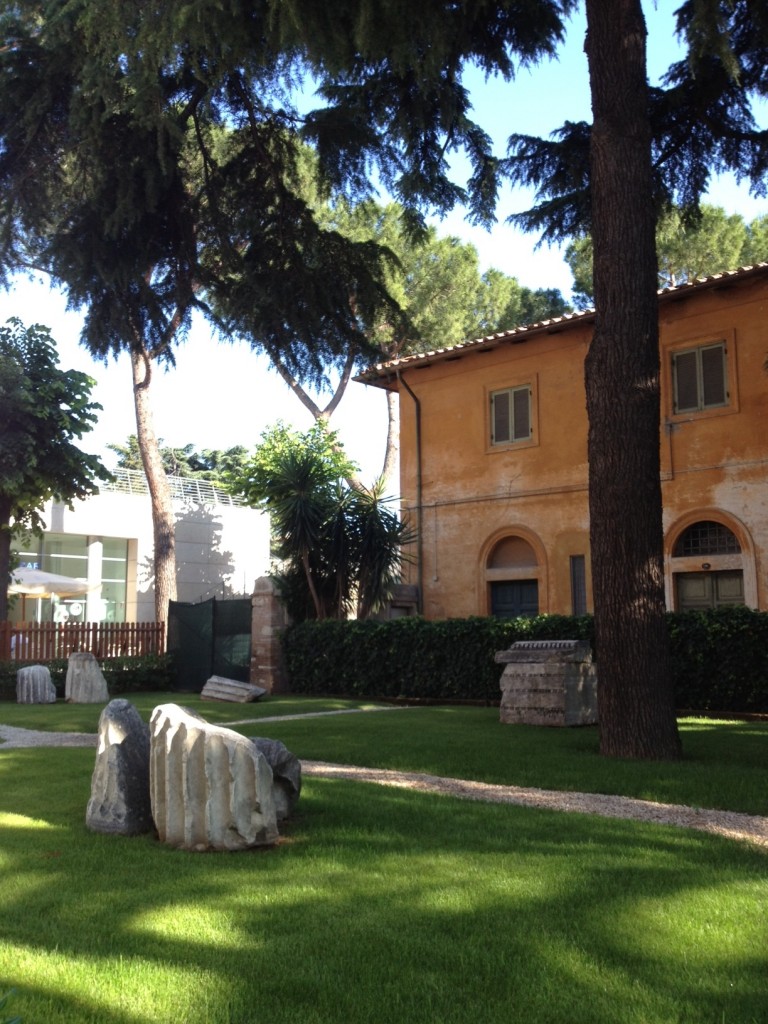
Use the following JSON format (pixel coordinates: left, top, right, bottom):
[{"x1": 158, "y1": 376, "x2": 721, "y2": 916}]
[
  {"x1": 565, "y1": 205, "x2": 768, "y2": 306},
  {"x1": 108, "y1": 436, "x2": 250, "y2": 489},
  {"x1": 0, "y1": 1, "x2": 410, "y2": 621},
  {"x1": 0, "y1": 318, "x2": 111, "y2": 620}
]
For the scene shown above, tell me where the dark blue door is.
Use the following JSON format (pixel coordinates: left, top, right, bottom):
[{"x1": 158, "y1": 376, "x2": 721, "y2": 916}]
[{"x1": 490, "y1": 580, "x2": 539, "y2": 619}]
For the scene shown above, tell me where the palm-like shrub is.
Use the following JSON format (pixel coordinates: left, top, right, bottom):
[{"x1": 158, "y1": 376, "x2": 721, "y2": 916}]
[{"x1": 231, "y1": 424, "x2": 414, "y2": 620}]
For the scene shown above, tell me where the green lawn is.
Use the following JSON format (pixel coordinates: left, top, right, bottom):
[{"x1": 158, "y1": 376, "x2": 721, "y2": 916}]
[
  {"x1": 2, "y1": 694, "x2": 766, "y2": 814},
  {"x1": 0, "y1": 696, "x2": 766, "y2": 1024}
]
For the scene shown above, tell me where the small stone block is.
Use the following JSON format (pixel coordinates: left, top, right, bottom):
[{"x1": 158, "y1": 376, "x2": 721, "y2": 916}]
[
  {"x1": 16, "y1": 665, "x2": 56, "y2": 704},
  {"x1": 200, "y1": 676, "x2": 267, "y2": 703},
  {"x1": 65, "y1": 652, "x2": 109, "y2": 703}
]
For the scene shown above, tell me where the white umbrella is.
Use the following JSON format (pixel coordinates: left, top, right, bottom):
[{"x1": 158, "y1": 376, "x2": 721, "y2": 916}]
[{"x1": 8, "y1": 568, "x2": 91, "y2": 620}]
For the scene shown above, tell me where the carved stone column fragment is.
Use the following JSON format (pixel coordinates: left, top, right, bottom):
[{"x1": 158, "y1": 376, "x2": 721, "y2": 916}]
[{"x1": 149, "y1": 703, "x2": 278, "y2": 851}]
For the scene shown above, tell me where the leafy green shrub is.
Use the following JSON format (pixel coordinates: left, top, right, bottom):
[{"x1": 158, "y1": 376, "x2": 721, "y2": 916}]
[
  {"x1": 101, "y1": 653, "x2": 175, "y2": 693},
  {"x1": 282, "y1": 608, "x2": 768, "y2": 712}
]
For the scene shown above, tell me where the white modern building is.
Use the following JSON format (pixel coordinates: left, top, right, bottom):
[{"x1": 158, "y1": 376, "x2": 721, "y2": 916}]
[{"x1": 9, "y1": 469, "x2": 270, "y2": 623}]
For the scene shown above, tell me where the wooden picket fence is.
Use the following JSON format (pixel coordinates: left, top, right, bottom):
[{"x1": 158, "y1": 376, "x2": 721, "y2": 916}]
[{"x1": 0, "y1": 621, "x2": 165, "y2": 662}]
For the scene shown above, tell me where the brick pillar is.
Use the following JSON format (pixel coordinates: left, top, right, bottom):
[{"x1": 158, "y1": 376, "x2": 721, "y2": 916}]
[{"x1": 250, "y1": 576, "x2": 291, "y2": 694}]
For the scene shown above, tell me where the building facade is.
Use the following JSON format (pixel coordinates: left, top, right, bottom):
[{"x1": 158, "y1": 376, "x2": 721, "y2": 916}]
[
  {"x1": 10, "y1": 470, "x2": 270, "y2": 623},
  {"x1": 360, "y1": 264, "x2": 768, "y2": 620}
]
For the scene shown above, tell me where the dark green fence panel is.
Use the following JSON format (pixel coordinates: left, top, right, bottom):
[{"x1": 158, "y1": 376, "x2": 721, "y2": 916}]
[
  {"x1": 168, "y1": 597, "x2": 251, "y2": 692},
  {"x1": 212, "y1": 598, "x2": 252, "y2": 683}
]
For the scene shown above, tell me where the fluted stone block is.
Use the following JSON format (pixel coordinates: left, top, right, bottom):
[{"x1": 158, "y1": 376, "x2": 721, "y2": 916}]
[
  {"x1": 86, "y1": 699, "x2": 153, "y2": 835},
  {"x1": 16, "y1": 665, "x2": 56, "y2": 704},
  {"x1": 65, "y1": 652, "x2": 109, "y2": 704},
  {"x1": 150, "y1": 703, "x2": 278, "y2": 851},
  {"x1": 252, "y1": 737, "x2": 302, "y2": 821}
]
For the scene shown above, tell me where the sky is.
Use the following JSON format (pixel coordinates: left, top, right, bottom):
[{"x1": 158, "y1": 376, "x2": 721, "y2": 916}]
[{"x1": 3, "y1": 3, "x2": 767, "y2": 486}]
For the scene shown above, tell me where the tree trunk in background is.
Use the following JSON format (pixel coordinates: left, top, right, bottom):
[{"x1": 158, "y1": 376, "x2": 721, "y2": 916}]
[
  {"x1": 380, "y1": 389, "x2": 399, "y2": 485},
  {"x1": 584, "y1": 0, "x2": 681, "y2": 759},
  {"x1": 0, "y1": 498, "x2": 12, "y2": 622},
  {"x1": 131, "y1": 345, "x2": 177, "y2": 624}
]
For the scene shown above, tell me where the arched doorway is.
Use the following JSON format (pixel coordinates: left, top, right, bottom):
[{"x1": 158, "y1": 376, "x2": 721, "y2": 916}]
[
  {"x1": 484, "y1": 532, "x2": 544, "y2": 619},
  {"x1": 667, "y1": 516, "x2": 753, "y2": 611}
]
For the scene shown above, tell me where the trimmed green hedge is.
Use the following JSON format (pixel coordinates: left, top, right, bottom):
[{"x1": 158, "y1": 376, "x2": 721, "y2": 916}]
[
  {"x1": 282, "y1": 608, "x2": 768, "y2": 713},
  {"x1": 283, "y1": 614, "x2": 594, "y2": 704},
  {"x1": 0, "y1": 653, "x2": 175, "y2": 702},
  {"x1": 668, "y1": 606, "x2": 768, "y2": 712}
]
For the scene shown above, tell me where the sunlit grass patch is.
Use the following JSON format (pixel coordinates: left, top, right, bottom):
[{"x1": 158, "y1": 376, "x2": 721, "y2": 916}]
[{"x1": 0, "y1": 746, "x2": 765, "y2": 1024}]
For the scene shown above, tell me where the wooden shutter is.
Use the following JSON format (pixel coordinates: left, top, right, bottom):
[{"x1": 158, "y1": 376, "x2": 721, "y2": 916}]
[
  {"x1": 512, "y1": 387, "x2": 531, "y2": 441},
  {"x1": 492, "y1": 391, "x2": 511, "y2": 444},
  {"x1": 673, "y1": 350, "x2": 699, "y2": 412},
  {"x1": 492, "y1": 386, "x2": 531, "y2": 444},
  {"x1": 700, "y1": 344, "x2": 726, "y2": 407}
]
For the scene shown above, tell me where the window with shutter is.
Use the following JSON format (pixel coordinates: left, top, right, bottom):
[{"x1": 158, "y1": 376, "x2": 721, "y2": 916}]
[
  {"x1": 570, "y1": 554, "x2": 588, "y2": 616},
  {"x1": 490, "y1": 385, "x2": 531, "y2": 445},
  {"x1": 672, "y1": 342, "x2": 728, "y2": 413}
]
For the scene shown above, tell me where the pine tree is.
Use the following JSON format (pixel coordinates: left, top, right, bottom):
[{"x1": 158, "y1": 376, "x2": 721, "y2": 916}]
[{"x1": 0, "y1": 2, "x2": 405, "y2": 621}]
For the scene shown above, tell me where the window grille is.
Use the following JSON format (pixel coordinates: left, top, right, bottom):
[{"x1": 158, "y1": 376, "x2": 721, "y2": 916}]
[{"x1": 673, "y1": 521, "x2": 740, "y2": 557}]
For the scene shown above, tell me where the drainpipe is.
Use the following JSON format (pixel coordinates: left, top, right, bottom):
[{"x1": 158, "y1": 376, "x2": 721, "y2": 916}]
[{"x1": 397, "y1": 370, "x2": 424, "y2": 614}]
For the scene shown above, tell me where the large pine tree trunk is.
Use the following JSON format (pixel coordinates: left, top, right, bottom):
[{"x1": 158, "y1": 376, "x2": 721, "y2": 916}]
[
  {"x1": 584, "y1": 0, "x2": 681, "y2": 759},
  {"x1": 131, "y1": 345, "x2": 177, "y2": 624}
]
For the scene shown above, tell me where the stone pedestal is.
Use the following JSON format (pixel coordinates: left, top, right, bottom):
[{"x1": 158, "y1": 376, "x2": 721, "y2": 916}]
[
  {"x1": 497, "y1": 640, "x2": 598, "y2": 727},
  {"x1": 149, "y1": 703, "x2": 278, "y2": 851},
  {"x1": 16, "y1": 665, "x2": 56, "y2": 704},
  {"x1": 86, "y1": 699, "x2": 153, "y2": 835},
  {"x1": 65, "y1": 652, "x2": 109, "y2": 704}
]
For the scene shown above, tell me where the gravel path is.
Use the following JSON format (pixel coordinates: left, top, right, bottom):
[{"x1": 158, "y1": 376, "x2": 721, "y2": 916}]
[
  {"x1": 301, "y1": 760, "x2": 768, "y2": 848},
  {"x1": 1, "y1": 714, "x2": 766, "y2": 848}
]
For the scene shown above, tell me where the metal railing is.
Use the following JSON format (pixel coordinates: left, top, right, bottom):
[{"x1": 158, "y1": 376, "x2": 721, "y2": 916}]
[{"x1": 100, "y1": 468, "x2": 244, "y2": 507}]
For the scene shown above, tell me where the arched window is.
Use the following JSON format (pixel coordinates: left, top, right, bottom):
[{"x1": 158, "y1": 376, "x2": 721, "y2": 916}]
[
  {"x1": 488, "y1": 536, "x2": 538, "y2": 569},
  {"x1": 673, "y1": 521, "x2": 741, "y2": 557},
  {"x1": 670, "y1": 519, "x2": 744, "y2": 611},
  {"x1": 486, "y1": 535, "x2": 539, "y2": 619}
]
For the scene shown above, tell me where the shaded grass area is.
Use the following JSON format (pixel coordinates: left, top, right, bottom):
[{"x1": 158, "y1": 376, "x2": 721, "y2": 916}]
[
  {"x1": 1, "y1": 696, "x2": 766, "y2": 815},
  {"x1": 241, "y1": 709, "x2": 768, "y2": 817},
  {"x1": 0, "y1": 747, "x2": 766, "y2": 1024}
]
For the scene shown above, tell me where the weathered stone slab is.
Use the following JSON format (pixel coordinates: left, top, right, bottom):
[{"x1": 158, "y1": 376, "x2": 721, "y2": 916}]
[
  {"x1": 86, "y1": 699, "x2": 153, "y2": 835},
  {"x1": 149, "y1": 703, "x2": 278, "y2": 851},
  {"x1": 65, "y1": 652, "x2": 109, "y2": 704},
  {"x1": 497, "y1": 640, "x2": 598, "y2": 727},
  {"x1": 252, "y1": 737, "x2": 301, "y2": 820},
  {"x1": 16, "y1": 665, "x2": 56, "y2": 704},
  {"x1": 200, "y1": 676, "x2": 267, "y2": 703}
]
